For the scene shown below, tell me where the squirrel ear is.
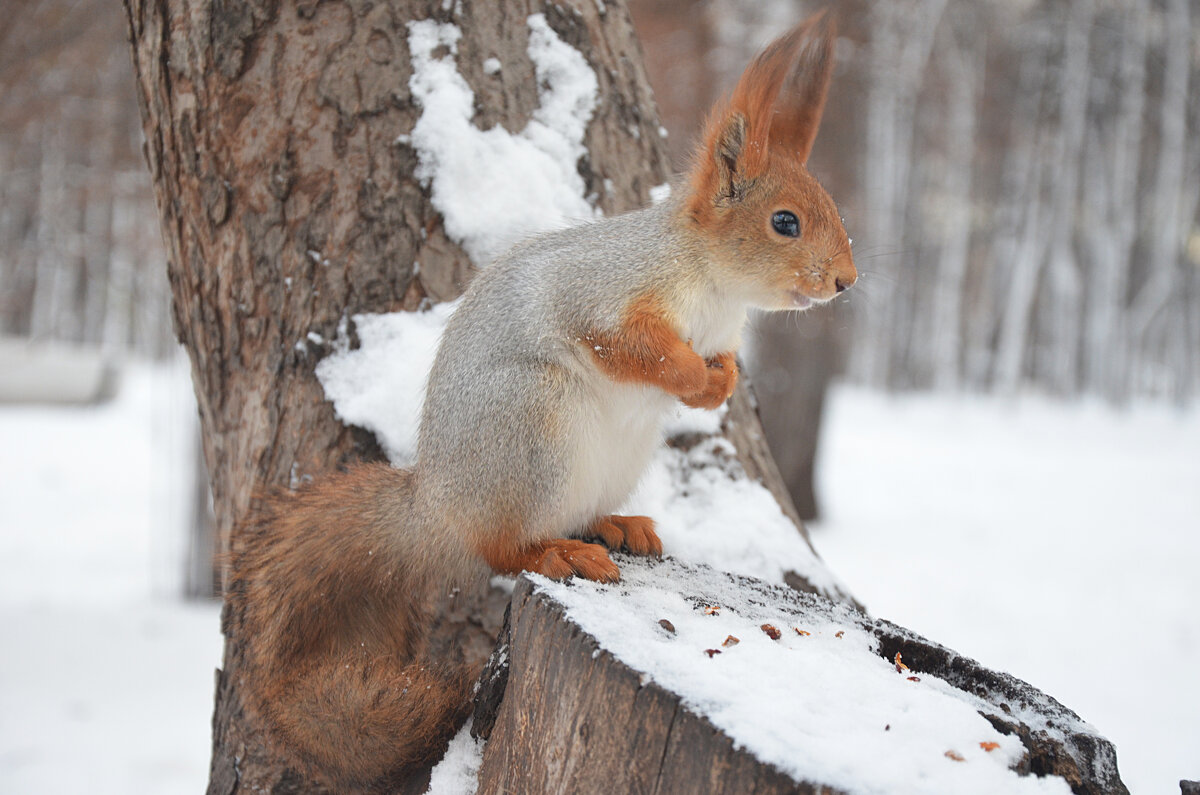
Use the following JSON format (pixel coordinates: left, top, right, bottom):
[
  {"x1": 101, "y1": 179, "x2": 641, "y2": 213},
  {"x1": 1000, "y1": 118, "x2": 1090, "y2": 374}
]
[
  {"x1": 711, "y1": 111, "x2": 749, "y2": 203},
  {"x1": 770, "y1": 12, "x2": 836, "y2": 165},
  {"x1": 688, "y1": 11, "x2": 836, "y2": 214}
]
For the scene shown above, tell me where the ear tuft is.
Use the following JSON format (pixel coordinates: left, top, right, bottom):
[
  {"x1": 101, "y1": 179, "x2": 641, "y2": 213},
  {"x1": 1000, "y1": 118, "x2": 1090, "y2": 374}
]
[
  {"x1": 771, "y1": 12, "x2": 837, "y2": 164},
  {"x1": 687, "y1": 10, "x2": 837, "y2": 217},
  {"x1": 691, "y1": 10, "x2": 840, "y2": 220}
]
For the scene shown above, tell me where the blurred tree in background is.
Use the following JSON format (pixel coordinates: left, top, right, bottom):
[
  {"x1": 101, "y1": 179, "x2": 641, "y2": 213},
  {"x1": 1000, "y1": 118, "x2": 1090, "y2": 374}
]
[{"x1": 0, "y1": 0, "x2": 172, "y2": 357}]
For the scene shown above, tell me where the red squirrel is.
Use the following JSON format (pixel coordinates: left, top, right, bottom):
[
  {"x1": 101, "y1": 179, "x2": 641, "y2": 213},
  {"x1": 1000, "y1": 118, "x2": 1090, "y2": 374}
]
[{"x1": 231, "y1": 12, "x2": 855, "y2": 791}]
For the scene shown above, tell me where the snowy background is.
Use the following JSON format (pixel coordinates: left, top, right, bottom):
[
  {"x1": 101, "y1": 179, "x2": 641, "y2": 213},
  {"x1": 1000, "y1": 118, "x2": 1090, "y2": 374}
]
[{"x1": 1, "y1": 359, "x2": 1196, "y2": 794}]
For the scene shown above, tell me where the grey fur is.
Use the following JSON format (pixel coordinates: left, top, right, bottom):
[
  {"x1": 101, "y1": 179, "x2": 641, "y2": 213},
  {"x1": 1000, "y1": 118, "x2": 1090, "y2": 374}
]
[{"x1": 411, "y1": 196, "x2": 742, "y2": 572}]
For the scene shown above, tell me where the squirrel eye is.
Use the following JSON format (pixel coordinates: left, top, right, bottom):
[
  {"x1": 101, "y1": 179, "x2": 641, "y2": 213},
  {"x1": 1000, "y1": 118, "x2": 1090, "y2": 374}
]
[{"x1": 771, "y1": 210, "x2": 800, "y2": 238}]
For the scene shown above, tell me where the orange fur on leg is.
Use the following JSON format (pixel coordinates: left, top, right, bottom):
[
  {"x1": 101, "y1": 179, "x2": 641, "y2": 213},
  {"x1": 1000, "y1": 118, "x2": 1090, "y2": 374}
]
[
  {"x1": 588, "y1": 514, "x2": 662, "y2": 557},
  {"x1": 479, "y1": 535, "x2": 620, "y2": 583},
  {"x1": 584, "y1": 294, "x2": 707, "y2": 399},
  {"x1": 681, "y1": 351, "x2": 739, "y2": 409}
]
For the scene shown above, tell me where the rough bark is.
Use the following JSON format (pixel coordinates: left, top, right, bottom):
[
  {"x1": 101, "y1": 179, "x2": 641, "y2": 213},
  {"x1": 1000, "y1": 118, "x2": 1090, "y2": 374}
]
[
  {"x1": 124, "y1": 0, "x2": 819, "y2": 791},
  {"x1": 472, "y1": 561, "x2": 1128, "y2": 795}
]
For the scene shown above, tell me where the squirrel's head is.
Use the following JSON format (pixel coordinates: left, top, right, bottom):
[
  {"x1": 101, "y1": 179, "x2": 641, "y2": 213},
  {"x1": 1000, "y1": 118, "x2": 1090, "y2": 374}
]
[{"x1": 685, "y1": 11, "x2": 855, "y2": 311}]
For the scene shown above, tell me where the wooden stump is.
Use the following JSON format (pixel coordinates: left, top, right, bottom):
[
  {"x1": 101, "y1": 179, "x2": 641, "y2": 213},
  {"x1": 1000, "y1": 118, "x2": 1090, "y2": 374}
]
[{"x1": 470, "y1": 558, "x2": 1128, "y2": 795}]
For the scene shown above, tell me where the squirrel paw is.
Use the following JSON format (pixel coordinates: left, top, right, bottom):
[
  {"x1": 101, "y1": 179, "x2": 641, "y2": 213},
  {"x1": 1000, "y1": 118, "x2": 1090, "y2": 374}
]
[
  {"x1": 681, "y1": 352, "x2": 738, "y2": 410},
  {"x1": 534, "y1": 539, "x2": 621, "y2": 583},
  {"x1": 589, "y1": 515, "x2": 663, "y2": 558},
  {"x1": 659, "y1": 348, "x2": 709, "y2": 398}
]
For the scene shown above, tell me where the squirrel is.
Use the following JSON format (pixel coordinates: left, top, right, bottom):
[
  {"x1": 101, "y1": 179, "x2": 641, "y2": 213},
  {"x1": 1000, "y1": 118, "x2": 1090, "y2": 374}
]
[{"x1": 230, "y1": 11, "x2": 855, "y2": 792}]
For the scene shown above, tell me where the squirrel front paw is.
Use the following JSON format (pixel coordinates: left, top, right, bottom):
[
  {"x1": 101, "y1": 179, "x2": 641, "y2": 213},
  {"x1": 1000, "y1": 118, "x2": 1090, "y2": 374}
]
[
  {"x1": 681, "y1": 352, "x2": 738, "y2": 410},
  {"x1": 657, "y1": 345, "x2": 709, "y2": 397}
]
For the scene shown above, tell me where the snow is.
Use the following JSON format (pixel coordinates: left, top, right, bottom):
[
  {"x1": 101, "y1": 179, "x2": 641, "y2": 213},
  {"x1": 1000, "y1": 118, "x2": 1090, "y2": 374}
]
[
  {"x1": 426, "y1": 719, "x2": 484, "y2": 795},
  {"x1": 406, "y1": 15, "x2": 599, "y2": 267},
  {"x1": 812, "y1": 387, "x2": 1200, "y2": 795},
  {"x1": 622, "y1": 436, "x2": 844, "y2": 594},
  {"x1": 0, "y1": 360, "x2": 223, "y2": 795},
  {"x1": 531, "y1": 559, "x2": 1073, "y2": 795},
  {"x1": 315, "y1": 303, "x2": 458, "y2": 467}
]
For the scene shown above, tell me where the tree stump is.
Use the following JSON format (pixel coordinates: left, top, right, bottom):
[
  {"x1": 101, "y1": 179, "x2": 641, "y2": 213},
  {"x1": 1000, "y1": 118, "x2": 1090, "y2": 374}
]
[{"x1": 471, "y1": 557, "x2": 1128, "y2": 795}]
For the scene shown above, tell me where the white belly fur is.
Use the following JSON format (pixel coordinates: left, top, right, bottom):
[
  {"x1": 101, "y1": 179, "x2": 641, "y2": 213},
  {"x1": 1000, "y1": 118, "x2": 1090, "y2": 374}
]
[
  {"x1": 545, "y1": 290, "x2": 746, "y2": 539},
  {"x1": 557, "y1": 378, "x2": 672, "y2": 537}
]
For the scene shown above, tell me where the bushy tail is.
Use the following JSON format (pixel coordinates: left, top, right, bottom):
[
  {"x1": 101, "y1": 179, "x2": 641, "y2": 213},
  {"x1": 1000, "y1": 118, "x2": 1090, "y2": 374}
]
[
  {"x1": 265, "y1": 656, "x2": 472, "y2": 789},
  {"x1": 229, "y1": 464, "x2": 471, "y2": 790}
]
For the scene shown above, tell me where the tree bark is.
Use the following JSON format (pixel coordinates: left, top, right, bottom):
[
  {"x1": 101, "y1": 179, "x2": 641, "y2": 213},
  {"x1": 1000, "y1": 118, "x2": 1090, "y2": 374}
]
[{"x1": 124, "y1": 0, "x2": 817, "y2": 791}]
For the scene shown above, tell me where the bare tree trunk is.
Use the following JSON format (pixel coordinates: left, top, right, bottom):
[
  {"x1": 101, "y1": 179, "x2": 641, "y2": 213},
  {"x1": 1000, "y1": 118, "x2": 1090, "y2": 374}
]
[
  {"x1": 125, "y1": 0, "x2": 814, "y2": 791},
  {"x1": 750, "y1": 304, "x2": 844, "y2": 520},
  {"x1": 929, "y1": 12, "x2": 979, "y2": 391},
  {"x1": 1130, "y1": 0, "x2": 1190, "y2": 398},
  {"x1": 1037, "y1": 0, "x2": 1091, "y2": 396},
  {"x1": 855, "y1": 0, "x2": 946, "y2": 388},
  {"x1": 1082, "y1": 0, "x2": 1146, "y2": 402}
]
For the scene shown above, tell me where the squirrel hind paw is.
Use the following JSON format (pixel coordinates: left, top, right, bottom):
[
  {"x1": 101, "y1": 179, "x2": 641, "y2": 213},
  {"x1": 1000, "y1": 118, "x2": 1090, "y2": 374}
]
[
  {"x1": 590, "y1": 515, "x2": 662, "y2": 558},
  {"x1": 536, "y1": 539, "x2": 620, "y2": 583}
]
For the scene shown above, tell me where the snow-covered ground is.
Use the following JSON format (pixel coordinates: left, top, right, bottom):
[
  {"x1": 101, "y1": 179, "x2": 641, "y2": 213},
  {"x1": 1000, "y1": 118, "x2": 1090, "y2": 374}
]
[
  {"x1": 813, "y1": 387, "x2": 1200, "y2": 795},
  {"x1": 0, "y1": 360, "x2": 223, "y2": 795},
  {"x1": 0, "y1": 363, "x2": 1195, "y2": 793}
]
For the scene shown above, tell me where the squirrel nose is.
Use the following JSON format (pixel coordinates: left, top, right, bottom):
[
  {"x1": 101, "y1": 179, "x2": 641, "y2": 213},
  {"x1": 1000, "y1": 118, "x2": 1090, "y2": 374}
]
[{"x1": 835, "y1": 275, "x2": 853, "y2": 293}]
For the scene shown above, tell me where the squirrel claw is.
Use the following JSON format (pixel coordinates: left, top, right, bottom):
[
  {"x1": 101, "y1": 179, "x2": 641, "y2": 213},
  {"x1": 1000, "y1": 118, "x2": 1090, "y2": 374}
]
[{"x1": 589, "y1": 515, "x2": 663, "y2": 558}]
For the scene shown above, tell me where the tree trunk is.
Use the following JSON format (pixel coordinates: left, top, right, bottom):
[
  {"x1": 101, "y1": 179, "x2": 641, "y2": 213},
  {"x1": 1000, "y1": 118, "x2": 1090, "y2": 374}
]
[{"x1": 124, "y1": 0, "x2": 816, "y2": 791}]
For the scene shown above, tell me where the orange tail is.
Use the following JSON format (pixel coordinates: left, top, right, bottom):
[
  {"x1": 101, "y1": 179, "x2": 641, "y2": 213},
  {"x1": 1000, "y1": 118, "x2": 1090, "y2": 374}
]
[{"x1": 229, "y1": 464, "x2": 471, "y2": 790}]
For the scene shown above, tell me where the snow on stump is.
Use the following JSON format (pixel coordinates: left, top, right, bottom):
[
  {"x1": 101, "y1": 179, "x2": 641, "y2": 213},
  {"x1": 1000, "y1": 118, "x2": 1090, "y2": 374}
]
[{"x1": 470, "y1": 557, "x2": 1127, "y2": 795}]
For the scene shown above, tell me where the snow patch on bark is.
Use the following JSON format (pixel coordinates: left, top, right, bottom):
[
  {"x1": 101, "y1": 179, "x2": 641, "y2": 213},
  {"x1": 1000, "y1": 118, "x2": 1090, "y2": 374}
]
[{"x1": 406, "y1": 16, "x2": 599, "y2": 267}]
